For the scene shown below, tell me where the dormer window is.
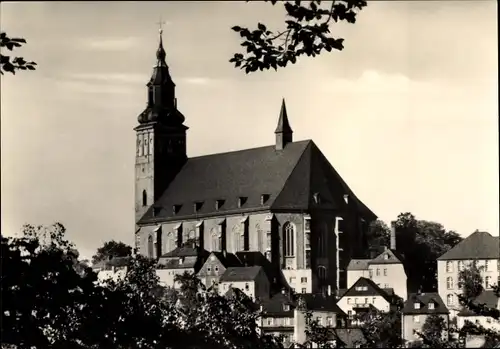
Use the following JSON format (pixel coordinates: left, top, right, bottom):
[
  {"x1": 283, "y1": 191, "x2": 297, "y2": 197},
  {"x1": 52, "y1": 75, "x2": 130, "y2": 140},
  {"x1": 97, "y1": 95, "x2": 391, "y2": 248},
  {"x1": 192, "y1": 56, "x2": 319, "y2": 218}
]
[
  {"x1": 313, "y1": 192, "x2": 321, "y2": 204},
  {"x1": 283, "y1": 304, "x2": 290, "y2": 311},
  {"x1": 152, "y1": 207, "x2": 161, "y2": 217},
  {"x1": 261, "y1": 194, "x2": 270, "y2": 205},
  {"x1": 343, "y1": 194, "x2": 349, "y2": 204},
  {"x1": 238, "y1": 196, "x2": 247, "y2": 208},
  {"x1": 414, "y1": 303, "x2": 420, "y2": 310},
  {"x1": 194, "y1": 201, "x2": 203, "y2": 213},
  {"x1": 428, "y1": 302, "x2": 435, "y2": 310},
  {"x1": 173, "y1": 204, "x2": 182, "y2": 215},
  {"x1": 215, "y1": 199, "x2": 225, "y2": 211},
  {"x1": 384, "y1": 254, "x2": 389, "y2": 260}
]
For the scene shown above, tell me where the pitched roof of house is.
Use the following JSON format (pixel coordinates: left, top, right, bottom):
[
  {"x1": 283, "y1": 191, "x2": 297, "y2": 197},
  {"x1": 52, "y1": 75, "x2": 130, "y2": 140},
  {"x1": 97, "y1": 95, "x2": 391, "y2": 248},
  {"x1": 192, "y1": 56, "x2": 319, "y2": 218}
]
[
  {"x1": 369, "y1": 248, "x2": 405, "y2": 265},
  {"x1": 402, "y1": 292, "x2": 449, "y2": 315},
  {"x1": 332, "y1": 328, "x2": 368, "y2": 347},
  {"x1": 437, "y1": 231, "x2": 500, "y2": 260},
  {"x1": 137, "y1": 140, "x2": 376, "y2": 224},
  {"x1": 340, "y1": 277, "x2": 395, "y2": 303},
  {"x1": 457, "y1": 290, "x2": 500, "y2": 316},
  {"x1": 92, "y1": 256, "x2": 131, "y2": 270},
  {"x1": 347, "y1": 259, "x2": 370, "y2": 271},
  {"x1": 219, "y1": 266, "x2": 263, "y2": 282}
]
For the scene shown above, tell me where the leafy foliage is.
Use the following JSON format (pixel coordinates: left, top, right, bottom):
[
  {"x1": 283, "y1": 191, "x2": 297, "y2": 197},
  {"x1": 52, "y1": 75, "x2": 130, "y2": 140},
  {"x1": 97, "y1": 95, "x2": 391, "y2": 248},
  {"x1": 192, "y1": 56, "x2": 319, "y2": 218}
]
[
  {"x1": 355, "y1": 308, "x2": 403, "y2": 348},
  {"x1": 394, "y1": 212, "x2": 463, "y2": 292},
  {"x1": 229, "y1": 0, "x2": 367, "y2": 73},
  {"x1": 366, "y1": 219, "x2": 391, "y2": 251},
  {"x1": 1, "y1": 32, "x2": 37, "y2": 75},
  {"x1": 91, "y1": 240, "x2": 133, "y2": 265}
]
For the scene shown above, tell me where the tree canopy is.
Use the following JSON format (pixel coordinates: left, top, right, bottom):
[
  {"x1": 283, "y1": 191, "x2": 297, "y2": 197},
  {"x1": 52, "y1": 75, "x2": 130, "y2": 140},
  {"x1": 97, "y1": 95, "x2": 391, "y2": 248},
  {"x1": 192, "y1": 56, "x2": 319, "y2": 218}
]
[
  {"x1": 0, "y1": 32, "x2": 36, "y2": 75},
  {"x1": 91, "y1": 240, "x2": 133, "y2": 265},
  {"x1": 230, "y1": 0, "x2": 367, "y2": 73}
]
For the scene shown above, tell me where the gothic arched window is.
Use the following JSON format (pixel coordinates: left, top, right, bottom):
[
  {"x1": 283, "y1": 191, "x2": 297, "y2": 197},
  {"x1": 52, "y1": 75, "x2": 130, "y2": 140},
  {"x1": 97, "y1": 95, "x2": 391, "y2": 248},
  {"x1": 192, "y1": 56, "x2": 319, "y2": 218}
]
[
  {"x1": 142, "y1": 190, "x2": 147, "y2": 207},
  {"x1": 149, "y1": 136, "x2": 154, "y2": 155},
  {"x1": 166, "y1": 232, "x2": 175, "y2": 253},
  {"x1": 143, "y1": 137, "x2": 149, "y2": 156},
  {"x1": 318, "y1": 266, "x2": 327, "y2": 281},
  {"x1": 318, "y1": 223, "x2": 328, "y2": 257},
  {"x1": 211, "y1": 228, "x2": 220, "y2": 251},
  {"x1": 147, "y1": 235, "x2": 154, "y2": 259},
  {"x1": 232, "y1": 225, "x2": 241, "y2": 252},
  {"x1": 283, "y1": 222, "x2": 295, "y2": 257},
  {"x1": 138, "y1": 135, "x2": 143, "y2": 157}
]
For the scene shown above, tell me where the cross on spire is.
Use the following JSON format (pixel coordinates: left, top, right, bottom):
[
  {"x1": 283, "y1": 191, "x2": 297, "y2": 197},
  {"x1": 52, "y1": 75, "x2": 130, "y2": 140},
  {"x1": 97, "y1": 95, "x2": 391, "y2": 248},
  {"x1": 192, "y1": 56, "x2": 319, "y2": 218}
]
[{"x1": 156, "y1": 16, "x2": 166, "y2": 34}]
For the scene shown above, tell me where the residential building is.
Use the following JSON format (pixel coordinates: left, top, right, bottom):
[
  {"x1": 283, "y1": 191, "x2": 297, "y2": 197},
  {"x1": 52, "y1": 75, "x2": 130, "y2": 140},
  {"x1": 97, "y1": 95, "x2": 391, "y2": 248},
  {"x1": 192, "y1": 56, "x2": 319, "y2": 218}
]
[
  {"x1": 197, "y1": 251, "x2": 241, "y2": 287},
  {"x1": 260, "y1": 291, "x2": 296, "y2": 347},
  {"x1": 401, "y1": 292, "x2": 449, "y2": 346},
  {"x1": 336, "y1": 277, "x2": 397, "y2": 322},
  {"x1": 293, "y1": 293, "x2": 347, "y2": 346},
  {"x1": 133, "y1": 29, "x2": 377, "y2": 294},
  {"x1": 92, "y1": 256, "x2": 130, "y2": 284},
  {"x1": 457, "y1": 290, "x2": 500, "y2": 331},
  {"x1": 156, "y1": 246, "x2": 209, "y2": 288},
  {"x1": 218, "y1": 266, "x2": 270, "y2": 300},
  {"x1": 347, "y1": 223, "x2": 408, "y2": 300},
  {"x1": 436, "y1": 231, "x2": 500, "y2": 317}
]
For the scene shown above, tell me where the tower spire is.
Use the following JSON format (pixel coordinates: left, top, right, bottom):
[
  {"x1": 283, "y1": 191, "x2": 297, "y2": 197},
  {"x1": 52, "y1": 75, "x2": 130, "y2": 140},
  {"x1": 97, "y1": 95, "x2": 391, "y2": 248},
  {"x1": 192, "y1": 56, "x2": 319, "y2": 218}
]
[
  {"x1": 155, "y1": 17, "x2": 167, "y2": 66},
  {"x1": 275, "y1": 98, "x2": 293, "y2": 150}
]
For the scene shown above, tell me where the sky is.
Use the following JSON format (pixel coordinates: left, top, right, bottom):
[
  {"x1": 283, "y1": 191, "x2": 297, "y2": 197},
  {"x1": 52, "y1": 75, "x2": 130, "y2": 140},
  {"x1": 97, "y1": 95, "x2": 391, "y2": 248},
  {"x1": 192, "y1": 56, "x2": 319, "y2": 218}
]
[{"x1": 1, "y1": 1, "x2": 498, "y2": 260}]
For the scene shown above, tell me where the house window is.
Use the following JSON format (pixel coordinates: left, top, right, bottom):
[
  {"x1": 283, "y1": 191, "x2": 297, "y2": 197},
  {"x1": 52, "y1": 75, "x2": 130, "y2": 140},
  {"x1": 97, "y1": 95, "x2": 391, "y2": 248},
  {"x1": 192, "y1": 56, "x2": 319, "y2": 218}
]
[
  {"x1": 267, "y1": 318, "x2": 273, "y2": 326},
  {"x1": 485, "y1": 260, "x2": 490, "y2": 271},
  {"x1": 446, "y1": 277, "x2": 454, "y2": 290},
  {"x1": 413, "y1": 316, "x2": 420, "y2": 323},
  {"x1": 214, "y1": 266, "x2": 219, "y2": 272},
  {"x1": 376, "y1": 268, "x2": 380, "y2": 276},
  {"x1": 347, "y1": 310, "x2": 352, "y2": 318},
  {"x1": 290, "y1": 277, "x2": 296, "y2": 283},
  {"x1": 446, "y1": 261, "x2": 453, "y2": 273},
  {"x1": 383, "y1": 268, "x2": 387, "y2": 276},
  {"x1": 142, "y1": 190, "x2": 147, "y2": 206},
  {"x1": 245, "y1": 283, "x2": 250, "y2": 291},
  {"x1": 316, "y1": 316, "x2": 322, "y2": 325},
  {"x1": 485, "y1": 276, "x2": 492, "y2": 289},
  {"x1": 458, "y1": 261, "x2": 465, "y2": 271},
  {"x1": 428, "y1": 302, "x2": 435, "y2": 310},
  {"x1": 283, "y1": 222, "x2": 296, "y2": 257},
  {"x1": 207, "y1": 266, "x2": 211, "y2": 272},
  {"x1": 347, "y1": 298, "x2": 351, "y2": 304},
  {"x1": 301, "y1": 288, "x2": 306, "y2": 294},
  {"x1": 301, "y1": 277, "x2": 307, "y2": 283},
  {"x1": 384, "y1": 253, "x2": 389, "y2": 260},
  {"x1": 364, "y1": 298, "x2": 368, "y2": 304},
  {"x1": 147, "y1": 235, "x2": 154, "y2": 259},
  {"x1": 372, "y1": 297, "x2": 376, "y2": 304},
  {"x1": 326, "y1": 316, "x2": 333, "y2": 326},
  {"x1": 369, "y1": 270, "x2": 373, "y2": 278},
  {"x1": 447, "y1": 294, "x2": 454, "y2": 306}
]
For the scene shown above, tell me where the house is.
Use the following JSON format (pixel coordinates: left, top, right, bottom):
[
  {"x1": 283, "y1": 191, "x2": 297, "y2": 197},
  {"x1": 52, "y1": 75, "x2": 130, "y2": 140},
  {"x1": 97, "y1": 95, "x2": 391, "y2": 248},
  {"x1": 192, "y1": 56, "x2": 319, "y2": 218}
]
[
  {"x1": 401, "y1": 292, "x2": 449, "y2": 346},
  {"x1": 347, "y1": 223, "x2": 408, "y2": 300},
  {"x1": 155, "y1": 246, "x2": 209, "y2": 288},
  {"x1": 336, "y1": 277, "x2": 397, "y2": 322},
  {"x1": 91, "y1": 256, "x2": 130, "y2": 284},
  {"x1": 219, "y1": 266, "x2": 270, "y2": 300},
  {"x1": 436, "y1": 231, "x2": 500, "y2": 317},
  {"x1": 294, "y1": 292, "x2": 347, "y2": 346},
  {"x1": 133, "y1": 29, "x2": 377, "y2": 295},
  {"x1": 197, "y1": 251, "x2": 241, "y2": 287},
  {"x1": 456, "y1": 290, "x2": 500, "y2": 331},
  {"x1": 260, "y1": 291, "x2": 296, "y2": 346}
]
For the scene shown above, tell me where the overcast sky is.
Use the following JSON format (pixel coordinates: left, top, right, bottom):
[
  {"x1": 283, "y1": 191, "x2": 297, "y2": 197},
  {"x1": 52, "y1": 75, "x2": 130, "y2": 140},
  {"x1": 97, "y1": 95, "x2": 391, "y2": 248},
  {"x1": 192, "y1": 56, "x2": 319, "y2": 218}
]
[{"x1": 1, "y1": 1, "x2": 498, "y2": 260}]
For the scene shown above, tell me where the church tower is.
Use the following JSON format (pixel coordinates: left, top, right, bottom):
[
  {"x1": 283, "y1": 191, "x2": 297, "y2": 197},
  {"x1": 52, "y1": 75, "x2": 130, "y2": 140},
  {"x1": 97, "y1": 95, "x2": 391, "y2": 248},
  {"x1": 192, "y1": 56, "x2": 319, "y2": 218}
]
[{"x1": 134, "y1": 28, "x2": 188, "y2": 226}]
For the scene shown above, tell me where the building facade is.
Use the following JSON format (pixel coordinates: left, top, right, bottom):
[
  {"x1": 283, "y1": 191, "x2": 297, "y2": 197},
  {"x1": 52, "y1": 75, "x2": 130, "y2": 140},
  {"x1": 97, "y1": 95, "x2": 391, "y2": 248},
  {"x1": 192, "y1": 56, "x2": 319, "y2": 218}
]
[
  {"x1": 436, "y1": 231, "x2": 500, "y2": 317},
  {"x1": 133, "y1": 30, "x2": 377, "y2": 295}
]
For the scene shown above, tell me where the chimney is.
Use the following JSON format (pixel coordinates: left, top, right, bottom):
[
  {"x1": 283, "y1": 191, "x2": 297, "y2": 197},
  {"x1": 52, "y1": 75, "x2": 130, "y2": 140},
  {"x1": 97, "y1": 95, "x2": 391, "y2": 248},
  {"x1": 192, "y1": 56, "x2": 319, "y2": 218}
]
[
  {"x1": 223, "y1": 250, "x2": 227, "y2": 258},
  {"x1": 390, "y1": 221, "x2": 397, "y2": 250},
  {"x1": 327, "y1": 285, "x2": 332, "y2": 296}
]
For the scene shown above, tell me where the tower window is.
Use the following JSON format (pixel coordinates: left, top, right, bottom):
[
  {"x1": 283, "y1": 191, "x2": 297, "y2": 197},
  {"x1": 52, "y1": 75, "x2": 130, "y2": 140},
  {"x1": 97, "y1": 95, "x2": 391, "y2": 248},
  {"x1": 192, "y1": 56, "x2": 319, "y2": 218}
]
[
  {"x1": 283, "y1": 222, "x2": 296, "y2": 257},
  {"x1": 142, "y1": 190, "x2": 147, "y2": 206}
]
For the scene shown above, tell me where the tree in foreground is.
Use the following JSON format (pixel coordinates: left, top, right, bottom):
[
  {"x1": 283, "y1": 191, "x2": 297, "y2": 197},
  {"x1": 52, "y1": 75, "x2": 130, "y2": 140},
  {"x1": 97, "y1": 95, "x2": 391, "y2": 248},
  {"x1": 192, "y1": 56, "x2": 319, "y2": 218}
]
[
  {"x1": 1, "y1": 32, "x2": 36, "y2": 75},
  {"x1": 230, "y1": 0, "x2": 367, "y2": 73},
  {"x1": 91, "y1": 240, "x2": 133, "y2": 265}
]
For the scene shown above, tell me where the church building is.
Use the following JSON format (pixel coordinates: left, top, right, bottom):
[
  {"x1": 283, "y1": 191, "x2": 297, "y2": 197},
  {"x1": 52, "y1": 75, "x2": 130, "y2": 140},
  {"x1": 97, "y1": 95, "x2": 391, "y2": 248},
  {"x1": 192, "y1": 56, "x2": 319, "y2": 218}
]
[{"x1": 134, "y1": 30, "x2": 377, "y2": 292}]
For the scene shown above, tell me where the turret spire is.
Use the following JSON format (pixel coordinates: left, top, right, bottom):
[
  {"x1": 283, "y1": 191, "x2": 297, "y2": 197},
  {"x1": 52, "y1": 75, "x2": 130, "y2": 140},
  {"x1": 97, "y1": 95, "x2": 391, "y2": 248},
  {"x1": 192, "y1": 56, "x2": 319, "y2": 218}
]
[
  {"x1": 156, "y1": 17, "x2": 167, "y2": 66},
  {"x1": 275, "y1": 98, "x2": 293, "y2": 150}
]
